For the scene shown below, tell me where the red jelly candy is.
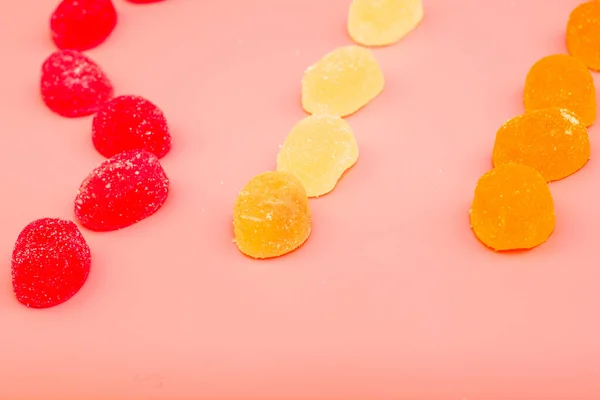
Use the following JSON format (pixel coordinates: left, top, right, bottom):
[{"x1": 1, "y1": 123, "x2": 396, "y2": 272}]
[
  {"x1": 75, "y1": 149, "x2": 170, "y2": 231},
  {"x1": 12, "y1": 218, "x2": 91, "y2": 309},
  {"x1": 50, "y1": 0, "x2": 117, "y2": 51},
  {"x1": 92, "y1": 95, "x2": 172, "y2": 159},
  {"x1": 41, "y1": 49, "x2": 114, "y2": 118}
]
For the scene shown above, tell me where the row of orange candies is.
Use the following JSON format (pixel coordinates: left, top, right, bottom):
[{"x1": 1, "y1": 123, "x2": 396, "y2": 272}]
[
  {"x1": 470, "y1": 0, "x2": 600, "y2": 251},
  {"x1": 231, "y1": 0, "x2": 424, "y2": 259}
]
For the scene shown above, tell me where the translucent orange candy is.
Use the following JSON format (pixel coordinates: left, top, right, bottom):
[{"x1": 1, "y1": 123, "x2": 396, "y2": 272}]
[
  {"x1": 470, "y1": 163, "x2": 555, "y2": 251},
  {"x1": 276, "y1": 114, "x2": 359, "y2": 197},
  {"x1": 233, "y1": 171, "x2": 312, "y2": 259},
  {"x1": 301, "y1": 45, "x2": 385, "y2": 117},
  {"x1": 567, "y1": 0, "x2": 600, "y2": 71},
  {"x1": 523, "y1": 54, "x2": 596, "y2": 127},
  {"x1": 348, "y1": 0, "x2": 424, "y2": 46},
  {"x1": 492, "y1": 108, "x2": 590, "y2": 182}
]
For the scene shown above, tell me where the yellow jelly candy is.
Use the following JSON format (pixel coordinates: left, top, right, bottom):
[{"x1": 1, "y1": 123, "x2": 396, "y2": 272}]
[
  {"x1": 523, "y1": 54, "x2": 596, "y2": 127},
  {"x1": 348, "y1": 0, "x2": 424, "y2": 46},
  {"x1": 492, "y1": 108, "x2": 590, "y2": 182},
  {"x1": 301, "y1": 45, "x2": 385, "y2": 117},
  {"x1": 470, "y1": 163, "x2": 555, "y2": 251},
  {"x1": 567, "y1": 0, "x2": 600, "y2": 71},
  {"x1": 276, "y1": 114, "x2": 359, "y2": 197},
  {"x1": 233, "y1": 171, "x2": 312, "y2": 259}
]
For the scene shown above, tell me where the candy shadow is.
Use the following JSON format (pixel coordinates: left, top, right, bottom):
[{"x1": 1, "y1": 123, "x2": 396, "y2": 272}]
[{"x1": 469, "y1": 227, "x2": 551, "y2": 256}]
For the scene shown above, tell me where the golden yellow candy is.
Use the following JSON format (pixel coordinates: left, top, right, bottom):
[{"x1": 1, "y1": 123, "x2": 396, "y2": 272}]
[
  {"x1": 301, "y1": 45, "x2": 384, "y2": 117},
  {"x1": 233, "y1": 171, "x2": 311, "y2": 259},
  {"x1": 348, "y1": 0, "x2": 424, "y2": 46},
  {"x1": 277, "y1": 114, "x2": 359, "y2": 197}
]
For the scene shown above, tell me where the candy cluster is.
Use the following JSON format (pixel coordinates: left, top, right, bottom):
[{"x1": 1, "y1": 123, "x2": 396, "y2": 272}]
[
  {"x1": 13, "y1": 0, "x2": 426, "y2": 307},
  {"x1": 13, "y1": 0, "x2": 169, "y2": 308},
  {"x1": 233, "y1": 0, "x2": 424, "y2": 259},
  {"x1": 470, "y1": 1, "x2": 600, "y2": 251}
]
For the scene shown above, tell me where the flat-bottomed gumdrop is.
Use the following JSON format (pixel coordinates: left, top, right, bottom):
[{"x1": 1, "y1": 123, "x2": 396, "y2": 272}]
[
  {"x1": 348, "y1": 0, "x2": 423, "y2": 46},
  {"x1": 302, "y1": 45, "x2": 384, "y2": 117},
  {"x1": 276, "y1": 114, "x2": 359, "y2": 197},
  {"x1": 75, "y1": 149, "x2": 169, "y2": 231},
  {"x1": 523, "y1": 54, "x2": 596, "y2": 127},
  {"x1": 233, "y1": 171, "x2": 312, "y2": 259},
  {"x1": 470, "y1": 164, "x2": 555, "y2": 251},
  {"x1": 41, "y1": 50, "x2": 114, "y2": 118},
  {"x1": 12, "y1": 218, "x2": 91, "y2": 308},
  {"x1": 51, "y1": 0, "x2": 117, "y2": 51},
  {"x1": 492, "y1": 108, "x2": 590, "y2": 182},
  {"x1": 567, "y1": 0, "x2": 600, "y2": 71},
  {"x1": 93, "y1": 95, "x2": 172, "y2": 159}
]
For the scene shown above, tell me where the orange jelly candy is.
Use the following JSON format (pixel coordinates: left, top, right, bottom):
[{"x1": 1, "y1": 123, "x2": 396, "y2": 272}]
[
  {"x1": 523, "y1": 54, "x2": 596, "y2": 127},
  {"x1": 233, "y1": 171, "x2": 312, "y2": 259},
  {"x1": 470, "y1": 163, "x2": 555, "y2": 251},
  {"x1": 492, "y1": 108, "x2": 590, "y2": 182},
  {"x1": 567, "y1": 0, "x2": 600, "y2": 71}
]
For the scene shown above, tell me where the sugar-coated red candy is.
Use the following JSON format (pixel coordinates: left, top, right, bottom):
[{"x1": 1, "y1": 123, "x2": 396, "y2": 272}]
[
  {"x1": 41, "y1": 49, "x2": 114, "y2": 118},
  {"x1": 75, "y1": 149, "x2": 170, "y2": 231},
  {"x1": 92, "y1": 95, "x2": 172, "y2": 159},
  {"x1": 50, "y1": 0, "x2": 117, "y2": 51},
  {"x1": 12, "y1": 218, "x2": 91, "y2": 309}
]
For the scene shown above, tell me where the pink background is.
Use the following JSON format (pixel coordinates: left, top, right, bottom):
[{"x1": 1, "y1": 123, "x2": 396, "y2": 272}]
[{"x1": 0, "y1": 0, "x2": 599, "y2": 398}]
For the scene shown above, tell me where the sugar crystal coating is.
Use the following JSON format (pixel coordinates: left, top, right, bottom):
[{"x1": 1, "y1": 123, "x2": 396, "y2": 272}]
[
  {"x1": 75, "y1": 150, "x2": 169, "y2": 231},
  {"x1": 302, "y1": 45, "x2": 385, "y2": 117},
  {"x1": 276, "y1": 114, "x2": 359, "y2": 197},
  {"x1": 470, "y1": 164, "x2": 555, "y2": 251},
  {"x1": 233, "y1": 171, "x2": 312, "y2": 259},
  {"x1": 50, "y1": 0, "x2": 117, "y2": 51},
  {"x1": 567, "y1": 0, "x2": 600, "y2": 71},
  {"x1": 492, "y1": 108, "x2": 590, "y2": 182},
  {"x1": 523, "y1": 54, "x2": 596, "y2": 127},
  {"x1": 93, "y1": 95, "x2": 172, "y2": 159},
  {"x1": 12, "y1": 218, "x2": 91, "y2": 308},
  {"x1": 348, "y1": 0, "x2": 424, "y2": 46},
  {"x1": 41, "y1": 50, "x2": 114, "y2": 118}
]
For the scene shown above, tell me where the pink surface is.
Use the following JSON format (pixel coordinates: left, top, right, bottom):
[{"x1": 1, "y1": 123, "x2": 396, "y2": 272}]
[{"x1": 0, "y1": 0, "x2": 599, "y2": 398}]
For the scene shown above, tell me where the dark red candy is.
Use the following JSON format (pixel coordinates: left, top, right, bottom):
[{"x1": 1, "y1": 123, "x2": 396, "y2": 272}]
[
  {"x1": 12, "y1": 218, "x2": 91, "y2": 309},
  {"x1": 50, "y1": 0, "x2": 117, "y2": 51},
  {"x1": 41, "y1": 49, "x2": 114, "y2": 118},
  {"x1": 92, "y1": 95, "x2": 172, "y2": 159},
  {"x1": 75, "y1": 149, "x2": 170, "y2": 231}
]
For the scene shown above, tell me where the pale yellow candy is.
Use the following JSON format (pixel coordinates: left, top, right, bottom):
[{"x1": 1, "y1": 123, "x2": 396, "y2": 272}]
[
  {"x1": 277, "y1": 114, "x2": 359, "y2": 197},
  {"x1": 348, "y1": 0, "x2": 424, "y2": 46},
  {"x1": 301, "y1": 45, "x2": 385, "y2": 117}
]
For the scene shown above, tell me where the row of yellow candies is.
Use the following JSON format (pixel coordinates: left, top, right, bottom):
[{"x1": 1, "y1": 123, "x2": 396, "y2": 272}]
[
  {"x1": 232, "y1": 0, "x2": 424, "y2": 259},
  {"x1": 470, "y1": 1, "x2": 599, "y2": 252}
]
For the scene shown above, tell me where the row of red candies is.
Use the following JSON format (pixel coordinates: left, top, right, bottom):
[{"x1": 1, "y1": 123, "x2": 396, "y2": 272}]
[{"x1": 12, "y1": 0, "x2": 172, "y2": 309}]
